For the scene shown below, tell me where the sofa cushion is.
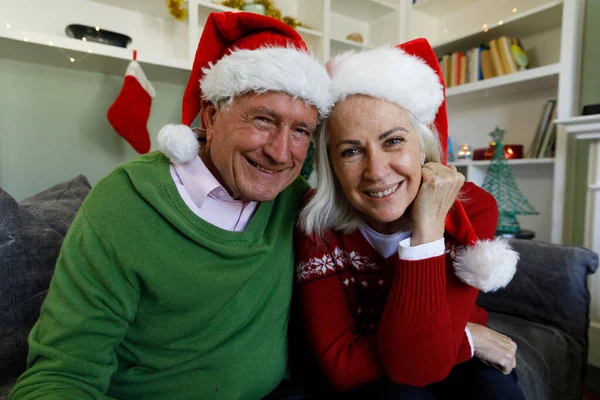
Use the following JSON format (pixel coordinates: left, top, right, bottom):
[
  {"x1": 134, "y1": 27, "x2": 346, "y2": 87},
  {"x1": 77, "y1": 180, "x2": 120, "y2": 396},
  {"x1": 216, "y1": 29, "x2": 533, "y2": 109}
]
[
  {"x1": 0, "y1": 188, "x2": 63, "y2": 385},
  {"x1": 487, "y1": 312, "x2": 585, "y2": 400},
  {"x1": 478, "y1": 239, "x2": 599, "y2": 345},
  {"x1": 19, "y1": 175, "x2": 91, "y2": 236},
  {"x1": 0, "y1": 176, "x2": 90, "y2": 388}
]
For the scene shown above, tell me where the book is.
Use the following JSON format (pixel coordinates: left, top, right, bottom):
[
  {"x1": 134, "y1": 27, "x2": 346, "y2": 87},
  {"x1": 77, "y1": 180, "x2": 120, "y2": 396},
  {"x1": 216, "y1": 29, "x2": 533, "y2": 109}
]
[
  {"x1": 489, "y1": 39, "x2": 505, "y2": 76},
  {"x1": 480, "y1": 47, "x2": 495, "y2": 80},
  {"x1": 469, "y1": 47, "x2": 481, "y2": 83},
  {"x1": 475, "y1": 46, "x2": 483, "y2": 82},
  {"x1": 498, "y1": 36, "x2": 518, "y2": 74},
  {"x1": 459, "y1": 52, "x2": 467, "y2": 85},
  {"x1": 452, "y1": 52, "x2": 462, "y2": 86},
  {"x1": 528, "y1": 100, "x2": 556, "y2": 158},
  {"x1": 450, "y1": 52, "x2": 459, "y2": 87},
  {"x1": 538, "y1": 106, "x2": 558, "y2": 157},
  {"x1": 544, "y1": 127, "x2": 557, "y2": 157},
  {"x1": 442, "y1": 54, "x2": 451, "y2": 86},
  {"x1": 465, "y1": 50, "x2": 471, "y2": 84}
]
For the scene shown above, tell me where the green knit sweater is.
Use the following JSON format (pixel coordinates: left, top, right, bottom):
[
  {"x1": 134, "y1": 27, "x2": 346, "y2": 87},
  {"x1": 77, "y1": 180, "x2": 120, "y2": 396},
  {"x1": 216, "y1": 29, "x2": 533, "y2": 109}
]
[{"x1": 10, "y1": 152, "x2": 310, "y2": 400}]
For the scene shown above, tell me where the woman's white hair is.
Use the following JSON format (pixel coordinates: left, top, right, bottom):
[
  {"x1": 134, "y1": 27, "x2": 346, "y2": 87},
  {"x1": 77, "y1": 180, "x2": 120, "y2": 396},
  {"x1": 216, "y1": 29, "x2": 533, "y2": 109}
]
[{"x1": 298, "y1": 107, "x2": 442, "y2": 237}]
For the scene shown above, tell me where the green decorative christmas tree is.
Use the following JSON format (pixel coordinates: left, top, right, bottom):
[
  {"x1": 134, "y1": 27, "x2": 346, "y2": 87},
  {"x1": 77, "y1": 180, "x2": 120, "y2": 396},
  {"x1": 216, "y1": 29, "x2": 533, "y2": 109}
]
[{"x1": 481, "y1": 126, "x2": 538, "y2": 234}]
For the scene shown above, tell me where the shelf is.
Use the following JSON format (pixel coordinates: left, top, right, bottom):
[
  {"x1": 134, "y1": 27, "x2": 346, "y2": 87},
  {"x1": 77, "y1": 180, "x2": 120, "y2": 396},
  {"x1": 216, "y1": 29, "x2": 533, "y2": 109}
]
[
  {"x1": 330, "y1": 37, "x2": 370, "y2": 50},
  {"x1": 195, "y1": 1, "x2": 323, "y2": 37},
  {"x1": 450, "y1": 158, "x2": 555, "y2": 167},
  {"x1": 197, "y1": 0, "x2": 240, "y2": 14},
  {"x1": 87, "y1": 0, "x2": 181, "y2": 19},
  {"x1": 296, "y1": 27, "x2": 323, "y2": 38},
  {"x1": 432, "y1": 0, "x2": 563, "y2": 56},
  {"x1": 412, "y1": 0, "x2": 477, "y2": 17},
  {"x1": 446, "y1": 63, "x2": 560, "y2": 103},
  {"x1": 331, "y1": 0, "x2": 398, "y2": 22},
  {"x1": 0, "y1": 28, "x2": 190, "y2": 84}
]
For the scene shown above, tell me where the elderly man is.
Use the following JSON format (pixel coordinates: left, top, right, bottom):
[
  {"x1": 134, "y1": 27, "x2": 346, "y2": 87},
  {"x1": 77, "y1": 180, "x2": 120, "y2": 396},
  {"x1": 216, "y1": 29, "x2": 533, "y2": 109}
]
[{"x1": 10, "y1": 11, "x2": 331, "y2": 400}]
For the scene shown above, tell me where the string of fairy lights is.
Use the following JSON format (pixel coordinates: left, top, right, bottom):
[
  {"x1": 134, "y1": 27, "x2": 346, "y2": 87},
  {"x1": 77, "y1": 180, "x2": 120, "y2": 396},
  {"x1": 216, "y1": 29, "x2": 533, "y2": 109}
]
[{"x1": 5, "y1": 23, "x2": 101, "y2": 64}]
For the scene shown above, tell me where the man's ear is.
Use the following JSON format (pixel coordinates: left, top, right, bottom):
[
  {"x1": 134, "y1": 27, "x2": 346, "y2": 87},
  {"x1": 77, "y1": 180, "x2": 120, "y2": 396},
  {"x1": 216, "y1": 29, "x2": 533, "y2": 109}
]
[{"x1": 200, "y1": 100, "x2": 218, "y2": 143}]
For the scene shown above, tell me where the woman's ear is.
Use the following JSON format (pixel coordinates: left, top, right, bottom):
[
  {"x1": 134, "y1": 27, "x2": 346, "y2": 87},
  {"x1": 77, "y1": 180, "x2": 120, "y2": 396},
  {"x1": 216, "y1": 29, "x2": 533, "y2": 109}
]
[
  {"x1": 200, "y1": 100, "x2": 218, "y2": 143},
  {"x1": 420, "y1": 151, "x2": 426, "y2": 166}
]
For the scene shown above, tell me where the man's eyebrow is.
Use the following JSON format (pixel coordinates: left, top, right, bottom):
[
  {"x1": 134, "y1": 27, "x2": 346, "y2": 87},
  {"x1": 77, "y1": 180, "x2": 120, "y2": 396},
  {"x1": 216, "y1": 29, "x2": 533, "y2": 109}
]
[
  {"x1": 248, "y1": 107, "x2": 279, "y2": 119},
  {"x1": 379, "y1": 127, "x2": 408, "y2": 140},
  {"x1": 336, "y1": 139, "x2": 362, "y2": 148},
  {"x1": 248, "y1": 107, "x2": 316, "y2": 131},
  {"x1": 295, "y1": 121, "x2": 317, "y2": 132}
]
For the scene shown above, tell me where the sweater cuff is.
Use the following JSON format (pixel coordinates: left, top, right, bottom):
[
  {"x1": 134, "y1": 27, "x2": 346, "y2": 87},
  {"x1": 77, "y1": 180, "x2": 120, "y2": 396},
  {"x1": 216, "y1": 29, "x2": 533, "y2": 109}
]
[
  {"x1": 398, "y1": 237, "x2": 445, "y2": 260},
  {"x1": 392, "y1": 256, "x2": 447, "y2": 314}
]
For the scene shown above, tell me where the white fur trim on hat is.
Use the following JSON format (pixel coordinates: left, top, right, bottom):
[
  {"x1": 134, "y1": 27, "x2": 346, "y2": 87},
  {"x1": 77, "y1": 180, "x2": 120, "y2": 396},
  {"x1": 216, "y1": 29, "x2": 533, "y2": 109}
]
[
  {"x1": 201, "y1": 46, "x2": 333, "y2": 117},
  {"x1": 327, "y1": 45, "x2": 443, "y2": 124},
  {"x1": 157, "y1": 124, "x2": 199, "y2": 163},
  {"x1": 453, "y1": 238, "x2": 519, "y2": 293}
]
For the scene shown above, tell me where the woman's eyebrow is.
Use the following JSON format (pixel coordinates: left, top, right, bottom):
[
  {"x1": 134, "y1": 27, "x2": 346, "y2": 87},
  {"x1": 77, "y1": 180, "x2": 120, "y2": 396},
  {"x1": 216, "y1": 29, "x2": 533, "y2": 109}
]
[
  {"x1": 379, "y1": 127, "x2": 408, "y2": 141},
  {"x1": 336, "y1": 139, "x2": 362, "y2": 148}
]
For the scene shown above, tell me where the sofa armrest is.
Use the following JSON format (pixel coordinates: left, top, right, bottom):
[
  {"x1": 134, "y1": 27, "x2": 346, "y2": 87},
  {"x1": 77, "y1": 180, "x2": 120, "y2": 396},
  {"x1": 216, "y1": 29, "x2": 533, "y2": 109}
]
[{"x1": 477, "y1": 239, "x2": 598, "y2": 344}]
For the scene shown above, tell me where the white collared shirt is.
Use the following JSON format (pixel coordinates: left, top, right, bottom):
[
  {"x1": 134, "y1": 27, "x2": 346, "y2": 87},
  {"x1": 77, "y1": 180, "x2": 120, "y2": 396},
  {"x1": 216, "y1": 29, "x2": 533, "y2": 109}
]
[{"x1": 169, "y1": 155, "x2": 258, "y2": 232}]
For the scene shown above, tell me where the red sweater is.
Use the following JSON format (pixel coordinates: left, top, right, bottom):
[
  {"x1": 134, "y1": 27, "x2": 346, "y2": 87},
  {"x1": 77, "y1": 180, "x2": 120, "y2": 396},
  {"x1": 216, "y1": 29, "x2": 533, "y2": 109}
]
[{"x1": 294, "y1": 183, "x2": 496, "y2": 391}]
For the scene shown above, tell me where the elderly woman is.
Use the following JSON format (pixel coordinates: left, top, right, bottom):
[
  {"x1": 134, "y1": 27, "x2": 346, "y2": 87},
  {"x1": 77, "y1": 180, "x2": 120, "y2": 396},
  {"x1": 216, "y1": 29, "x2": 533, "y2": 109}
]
[{"x1": 294, "y1": 39, "x2": 525, "y2": 399}]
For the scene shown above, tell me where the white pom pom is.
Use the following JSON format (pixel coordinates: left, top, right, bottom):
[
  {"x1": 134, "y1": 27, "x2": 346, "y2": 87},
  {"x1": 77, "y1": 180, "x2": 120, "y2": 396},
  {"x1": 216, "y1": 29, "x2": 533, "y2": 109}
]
[
  {"x1": 453, "y1": 237, "x2": 519, "y2": 293},
  {"x1": 157, "y1": 124, "x2": 199, "y2": 163}
]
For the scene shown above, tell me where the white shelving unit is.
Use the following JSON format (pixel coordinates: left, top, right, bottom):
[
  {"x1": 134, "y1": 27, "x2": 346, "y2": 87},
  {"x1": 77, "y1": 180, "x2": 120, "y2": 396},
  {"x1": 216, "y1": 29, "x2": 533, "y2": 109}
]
[
  {"x1": 0, "y1": 0, "x2": 401, "y2": 80},
  {"x1": 446, "y1": 63, "x2": 560, "y2": 102},
  {"x1": 450, "y1": 157, "x2": 555, "y2": 167},
  {"x1": 328, "y1": 0, "x2": 400, "y2": 59},
  {"x1": 331, "y1": 0, "x2": 398, "y2": 21},
  {"x1": 1, "y1": 0, "x2": 192, "y2": 83},
  {"x1": 401, "y1": 0, "x2": 585, "y2": 243},
  {"x1": 429, "y1": 0, "x2": 563, "y2": 55},
  {"x1": 450, "y1": 158, "x2": 555, "y2": 192},
  {"x1": 0, "y1": 0, "x2": 586, "y2": 244},
  {"x1": 412, "y1": 0, "x2": 477, "y2": 18}
]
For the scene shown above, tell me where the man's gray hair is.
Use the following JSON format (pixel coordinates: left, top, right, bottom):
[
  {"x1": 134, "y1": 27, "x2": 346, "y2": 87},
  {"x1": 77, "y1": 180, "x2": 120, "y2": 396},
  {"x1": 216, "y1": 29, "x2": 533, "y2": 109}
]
[{"x1": 298, "y1": 112, "x2": 441, "y2": 237}]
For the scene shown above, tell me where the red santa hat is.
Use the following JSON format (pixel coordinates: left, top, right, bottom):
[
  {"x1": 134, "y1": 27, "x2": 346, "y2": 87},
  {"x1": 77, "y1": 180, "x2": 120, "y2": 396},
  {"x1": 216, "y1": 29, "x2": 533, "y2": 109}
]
[
  {"x1": 158, "y1": 11, "x2": 332, "y2": 163},
  {"x1": 327, "y1": 38, "x2": 518, "y2": 292}
]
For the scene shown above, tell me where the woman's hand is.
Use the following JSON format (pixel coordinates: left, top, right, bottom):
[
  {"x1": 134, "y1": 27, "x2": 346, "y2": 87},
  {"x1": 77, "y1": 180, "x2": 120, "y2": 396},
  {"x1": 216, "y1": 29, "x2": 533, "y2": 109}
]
[
  {"x1": 467, "y1": 322, "x2": 517, "y2": 375},
  {"x1": 411, "y1": 163, "x2": 465, "y2": 246}
]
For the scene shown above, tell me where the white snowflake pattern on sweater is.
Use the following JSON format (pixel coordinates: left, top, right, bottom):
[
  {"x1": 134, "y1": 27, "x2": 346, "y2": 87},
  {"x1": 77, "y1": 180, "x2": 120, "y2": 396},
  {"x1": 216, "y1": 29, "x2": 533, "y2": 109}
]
[{"x1": 296, "y1": 247, "x2": 380, "y2": 282}]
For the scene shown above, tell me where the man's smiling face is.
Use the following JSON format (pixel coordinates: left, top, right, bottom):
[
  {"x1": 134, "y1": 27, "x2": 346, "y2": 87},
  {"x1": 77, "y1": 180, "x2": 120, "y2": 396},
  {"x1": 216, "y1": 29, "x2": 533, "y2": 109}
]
[{"x1": 201, "y1": 92, "x2": 319, "y2": 202}]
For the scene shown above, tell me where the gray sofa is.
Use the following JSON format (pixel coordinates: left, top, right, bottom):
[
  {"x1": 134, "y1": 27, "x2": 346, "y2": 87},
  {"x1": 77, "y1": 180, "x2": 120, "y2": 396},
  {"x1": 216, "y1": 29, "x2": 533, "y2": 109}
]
[
  {"x1": 1, "y1": 176, "x2": 598, "y2": 400},
  {"x1": 478, "y1": 239, "x2": 598, "y2": 399}
]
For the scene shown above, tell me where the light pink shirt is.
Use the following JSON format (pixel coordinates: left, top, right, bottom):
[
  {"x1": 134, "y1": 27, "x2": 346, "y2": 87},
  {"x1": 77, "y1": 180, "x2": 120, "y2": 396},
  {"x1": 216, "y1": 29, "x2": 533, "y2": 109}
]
[{"x1": 169, "y1": 155, "x2": 258, "y2": 232}]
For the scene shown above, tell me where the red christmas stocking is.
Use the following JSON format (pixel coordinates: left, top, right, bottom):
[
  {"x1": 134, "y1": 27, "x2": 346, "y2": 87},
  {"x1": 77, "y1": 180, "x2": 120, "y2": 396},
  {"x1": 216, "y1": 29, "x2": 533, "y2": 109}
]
[{"x1": 107, "y1": 60, "x2": 155, "y2": 154}]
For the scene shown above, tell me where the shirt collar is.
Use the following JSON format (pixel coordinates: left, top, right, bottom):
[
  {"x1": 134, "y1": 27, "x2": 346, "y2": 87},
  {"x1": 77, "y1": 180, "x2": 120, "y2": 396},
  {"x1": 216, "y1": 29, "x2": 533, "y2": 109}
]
[{"x1": 173, "y1": 155, "x2": 240, "y2": 209}]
